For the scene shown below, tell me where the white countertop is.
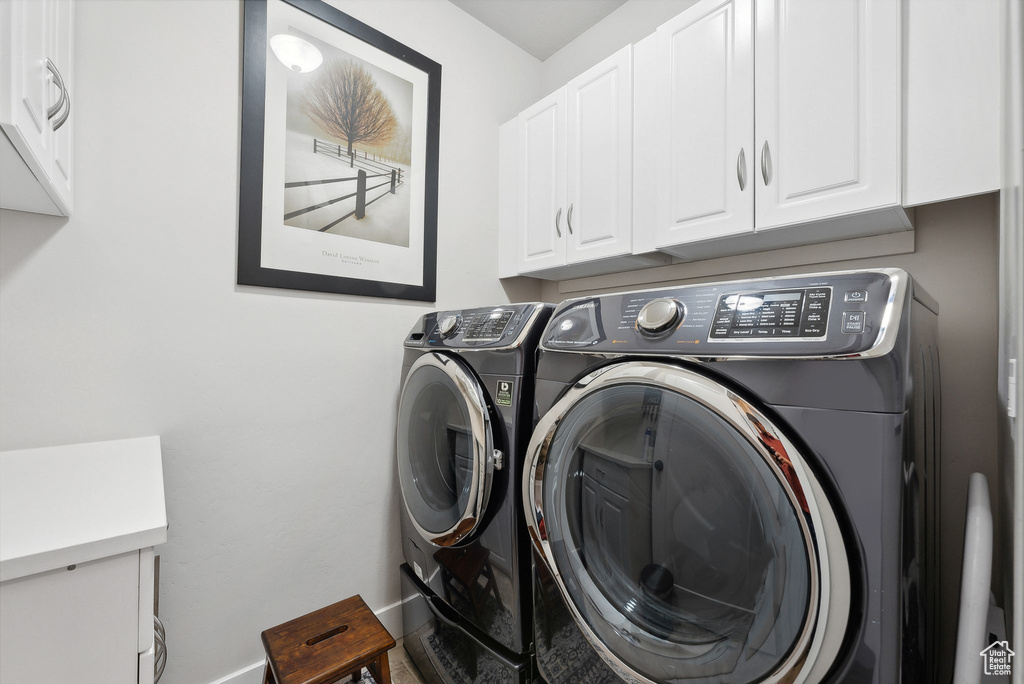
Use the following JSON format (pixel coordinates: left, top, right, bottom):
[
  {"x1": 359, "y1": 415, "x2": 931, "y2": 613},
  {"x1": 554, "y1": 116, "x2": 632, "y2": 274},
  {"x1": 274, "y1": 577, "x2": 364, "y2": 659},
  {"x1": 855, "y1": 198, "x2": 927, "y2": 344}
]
[{"x1": 0, "y1": 436, "x2": 167, "y2": 582}]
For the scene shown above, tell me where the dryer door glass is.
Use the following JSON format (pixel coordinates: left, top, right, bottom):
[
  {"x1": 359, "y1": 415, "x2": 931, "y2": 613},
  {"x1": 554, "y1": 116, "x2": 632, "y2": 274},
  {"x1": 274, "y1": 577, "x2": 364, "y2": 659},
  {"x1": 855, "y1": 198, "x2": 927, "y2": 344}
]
[
  {"x1": 398, "y1": 353, "x2": 493, "y2": 547},
  {"x1": 530, "y1": 366, "x2": 835, "y2": 683}
]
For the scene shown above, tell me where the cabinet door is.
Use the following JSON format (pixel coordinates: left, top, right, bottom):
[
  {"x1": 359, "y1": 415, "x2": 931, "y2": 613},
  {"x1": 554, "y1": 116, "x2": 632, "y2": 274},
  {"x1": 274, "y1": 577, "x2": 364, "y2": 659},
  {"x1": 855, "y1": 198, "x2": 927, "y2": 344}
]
[
  {"x1": 0, "y1": 0, "x2": 54, "y2": 177},
  {"x1": 754, "y1": 0, "x2": 900, "y2": 229},
  {"x1": 48, "y1": 0, "x2": 72, "y2": 210},
  {"x1": 565, "y1": 45, "x2": 632, "y2": 264},
  {"x1": 655, "y1": 0, "x2": 754, "y2": 248},
  {"x1": 903, "y1": 0, "x2": 1000, "y2": 206},
  {"x1": 0, "y1": 552, "x2": 141, "y2": 684},
  {"x1": 517, "y1": 89, "x2": 566, "y2": 274}
]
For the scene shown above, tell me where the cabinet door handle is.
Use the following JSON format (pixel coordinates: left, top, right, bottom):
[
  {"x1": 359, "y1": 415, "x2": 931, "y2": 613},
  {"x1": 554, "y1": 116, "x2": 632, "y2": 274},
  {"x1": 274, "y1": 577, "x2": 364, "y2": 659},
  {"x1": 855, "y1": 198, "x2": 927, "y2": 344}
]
[
  {"x1": 567, "y1": 203, "x2": 574, "y2": 235},
  {"x1": 53, "y1": 90, "x2": 70, "y2": 131},
  {"x1": 761, "y1": 141, "x2": 772, "y2": 186},
  {"x1": 554, "y1": 207, "x2": 562, "y2": 237},
  {"x1": 46, "y1": 59, "x2": 67, "y2": 121},
  {"x1": 737, "y1": 148, "x2": 747, "y2": 191}
]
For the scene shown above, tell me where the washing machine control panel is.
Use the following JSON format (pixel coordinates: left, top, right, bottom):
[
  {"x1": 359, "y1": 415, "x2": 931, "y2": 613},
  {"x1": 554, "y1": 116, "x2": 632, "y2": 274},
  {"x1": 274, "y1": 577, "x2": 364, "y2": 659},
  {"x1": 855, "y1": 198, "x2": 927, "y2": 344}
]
[
  {"x1": 543, "y1": 270, "x2": 906, "y2": 357},
  {"x1": 707, "y1": 286, "x2": 832, "y2": 340},
  {"x1": 405, "y1": 303, "x2": 550, "y2": 349}
]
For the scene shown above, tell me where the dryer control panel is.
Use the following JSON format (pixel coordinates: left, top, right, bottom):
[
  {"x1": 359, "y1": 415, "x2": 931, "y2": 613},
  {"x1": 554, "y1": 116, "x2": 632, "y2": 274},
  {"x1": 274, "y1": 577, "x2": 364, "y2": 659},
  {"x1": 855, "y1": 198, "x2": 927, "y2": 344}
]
[
  {"x1": 707, "y1": 286, "x2": 832, "y2": 340},
  {"x1": 405, "y1": 303, "x2": 551, "y2": 349},
  {"x1": 542, "y1": 270, "x2": 908, "y2": 357}
]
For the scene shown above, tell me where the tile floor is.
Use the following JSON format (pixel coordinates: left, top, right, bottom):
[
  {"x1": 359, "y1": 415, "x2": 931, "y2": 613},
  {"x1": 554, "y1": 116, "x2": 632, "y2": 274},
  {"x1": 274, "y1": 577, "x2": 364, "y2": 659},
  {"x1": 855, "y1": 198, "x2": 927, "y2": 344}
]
[
  {"x1": 354, "y1": 638, "x2": 426, "y2": 684},
  {"x1": 389, "y1": 638, "x2": 427, "y2": 684}
]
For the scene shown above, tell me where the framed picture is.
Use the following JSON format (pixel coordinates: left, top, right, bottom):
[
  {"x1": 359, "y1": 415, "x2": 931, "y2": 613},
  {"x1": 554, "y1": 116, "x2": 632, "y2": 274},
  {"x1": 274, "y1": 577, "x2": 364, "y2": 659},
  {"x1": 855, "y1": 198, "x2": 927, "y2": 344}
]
[{"x1": 238, "y1": 0, "x2": 440, "y2": 301}]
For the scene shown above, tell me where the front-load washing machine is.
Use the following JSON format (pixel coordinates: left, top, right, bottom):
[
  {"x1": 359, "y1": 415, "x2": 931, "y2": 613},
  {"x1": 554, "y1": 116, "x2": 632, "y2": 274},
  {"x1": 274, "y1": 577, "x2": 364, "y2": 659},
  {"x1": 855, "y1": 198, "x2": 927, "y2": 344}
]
[
  {"x1": 524, "y1": 268, "x2": 939, "y2": 684},
  {"x1": 397, "y1": 302, "x2": 552, "y2": 684}
]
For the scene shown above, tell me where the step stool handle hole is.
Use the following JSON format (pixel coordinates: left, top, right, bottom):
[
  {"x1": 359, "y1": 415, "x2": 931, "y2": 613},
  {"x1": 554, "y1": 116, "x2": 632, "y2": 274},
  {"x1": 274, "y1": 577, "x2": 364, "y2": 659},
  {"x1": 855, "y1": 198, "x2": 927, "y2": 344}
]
[{"x1": 305, "y1": 624, "x2": 348, "y2": 646}]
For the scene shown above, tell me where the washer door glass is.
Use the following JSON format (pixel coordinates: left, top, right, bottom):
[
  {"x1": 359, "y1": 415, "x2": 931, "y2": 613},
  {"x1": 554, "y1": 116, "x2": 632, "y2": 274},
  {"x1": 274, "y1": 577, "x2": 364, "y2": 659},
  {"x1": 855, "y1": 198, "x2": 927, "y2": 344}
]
[
  {"x1": 398, "y1": 353, "x2": 492, "y2": 546},
  {"x1": 541, "y1": 382, "x2": 812, "y2": 683}
]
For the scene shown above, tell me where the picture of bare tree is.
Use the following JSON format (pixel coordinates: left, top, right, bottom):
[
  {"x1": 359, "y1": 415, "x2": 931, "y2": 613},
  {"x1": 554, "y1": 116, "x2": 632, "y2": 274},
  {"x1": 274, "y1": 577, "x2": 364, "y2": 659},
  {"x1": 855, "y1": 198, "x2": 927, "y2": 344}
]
[
  {"x1": 281, "y1": 29, "x2": 414, "y2": 247},
  {"x1": 239, "y1": 0, "x2": 439, "y2": 302},
  {"x1": 302, "y1": 60, "x2": 398, "y2": 160}
]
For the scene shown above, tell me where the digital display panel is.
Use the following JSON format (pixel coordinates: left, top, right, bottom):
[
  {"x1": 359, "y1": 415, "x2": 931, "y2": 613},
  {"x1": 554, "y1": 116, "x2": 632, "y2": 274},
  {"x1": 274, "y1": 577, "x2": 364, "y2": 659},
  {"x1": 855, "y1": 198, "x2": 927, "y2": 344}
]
[
  {"x1": 462, "y1": 309, "x2": 514, "y2": 341},
  {"x1": 709, "y1": 287, "x2": 831, "y2": 340}
]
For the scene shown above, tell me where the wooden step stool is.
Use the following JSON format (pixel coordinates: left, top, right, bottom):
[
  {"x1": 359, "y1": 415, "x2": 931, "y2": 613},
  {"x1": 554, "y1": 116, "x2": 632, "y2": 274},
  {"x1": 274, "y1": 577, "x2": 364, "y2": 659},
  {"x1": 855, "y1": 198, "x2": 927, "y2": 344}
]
[{"x1": 260, "y1": 595, "x2": 396, "y2": 684}]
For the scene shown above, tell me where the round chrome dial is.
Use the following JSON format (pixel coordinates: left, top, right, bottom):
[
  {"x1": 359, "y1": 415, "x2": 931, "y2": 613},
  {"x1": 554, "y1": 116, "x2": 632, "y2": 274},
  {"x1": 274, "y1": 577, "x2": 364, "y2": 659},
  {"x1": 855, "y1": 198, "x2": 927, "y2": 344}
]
[
  {"x1": 636, "y1": 298, "x2": 684, "y2": 335},
  {"x1": 437, "y1": 314, "x2": 461, "y2": 338}
]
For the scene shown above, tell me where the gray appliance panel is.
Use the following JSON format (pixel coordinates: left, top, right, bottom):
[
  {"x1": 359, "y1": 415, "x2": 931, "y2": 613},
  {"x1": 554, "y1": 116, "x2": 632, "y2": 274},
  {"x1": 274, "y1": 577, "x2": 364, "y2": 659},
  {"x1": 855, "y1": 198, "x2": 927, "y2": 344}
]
[
  {"x1": 397, "y1": 304, "x2": 552, "y2": 656},
  {"x1": 405, "y1": 303, "x2": 548, "y2": 350},
  {"x1": 771, "y1": 405, "x2": 912, "y2": 684},
  {"x1": 542, "y1": 271, "x2": 896, "y2": 357},
  {"x1": 398, "y1": 365, "x2": 532, "y2": 654}
]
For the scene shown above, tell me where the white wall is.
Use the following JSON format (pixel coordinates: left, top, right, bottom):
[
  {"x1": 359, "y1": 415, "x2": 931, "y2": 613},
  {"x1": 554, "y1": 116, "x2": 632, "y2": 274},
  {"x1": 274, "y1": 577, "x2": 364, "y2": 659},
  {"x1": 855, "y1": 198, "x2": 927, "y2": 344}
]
[
  {"x1": 0, "y1": 1, "x2": 541, "y2": 682},
  {"x1": 540, "y1": 0, "x2": 696, "y2": 92}
]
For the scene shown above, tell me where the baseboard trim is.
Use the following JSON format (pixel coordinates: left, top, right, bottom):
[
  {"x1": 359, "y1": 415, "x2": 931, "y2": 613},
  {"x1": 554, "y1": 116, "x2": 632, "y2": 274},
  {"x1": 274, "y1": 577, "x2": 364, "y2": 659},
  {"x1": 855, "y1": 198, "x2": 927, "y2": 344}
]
[
  {"x1": 374, "y1": 595, "x2": 407, "y2": 638},
  {"x1": 205, "y1": 597, "x2": 412, "y2": 684},
  {"x1": 208, "y1": 661, "x2": 264, "y2": 684}
]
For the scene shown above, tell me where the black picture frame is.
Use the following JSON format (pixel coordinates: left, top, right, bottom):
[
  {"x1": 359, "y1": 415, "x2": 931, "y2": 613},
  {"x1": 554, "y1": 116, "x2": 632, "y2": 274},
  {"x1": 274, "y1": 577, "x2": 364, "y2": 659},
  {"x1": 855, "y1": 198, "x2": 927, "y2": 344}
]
[{"x1": 238, "y1": 0, "x2": 440, "y2": 301}]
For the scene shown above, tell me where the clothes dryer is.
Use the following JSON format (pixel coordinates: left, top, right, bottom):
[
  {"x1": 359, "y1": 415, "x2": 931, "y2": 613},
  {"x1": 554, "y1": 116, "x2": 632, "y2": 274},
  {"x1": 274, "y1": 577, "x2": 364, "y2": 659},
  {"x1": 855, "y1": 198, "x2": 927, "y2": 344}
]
[
  {"x1": 525, "y1": 269, "x2": 939, "y2": 684},
  {"x1": 397, "y1": 303, "x2": 552, "y2": 683}
]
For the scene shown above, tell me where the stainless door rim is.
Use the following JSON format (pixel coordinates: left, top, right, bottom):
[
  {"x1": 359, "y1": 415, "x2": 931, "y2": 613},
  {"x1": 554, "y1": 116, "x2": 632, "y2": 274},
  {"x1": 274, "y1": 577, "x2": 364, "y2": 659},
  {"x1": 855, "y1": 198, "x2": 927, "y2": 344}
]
[
  {"x1": 523, "y1": 361, "x2": 852, "y2": 684},
  {"x1": 399, "y1": 352, "x2": 495, "y2": 547}
]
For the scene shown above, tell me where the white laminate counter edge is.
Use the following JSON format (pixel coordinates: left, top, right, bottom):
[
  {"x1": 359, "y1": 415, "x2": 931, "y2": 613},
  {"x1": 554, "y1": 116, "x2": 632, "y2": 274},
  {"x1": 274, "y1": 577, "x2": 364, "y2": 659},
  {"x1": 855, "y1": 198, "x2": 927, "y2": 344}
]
[{"x1": 0, "y1": 436, "x2": 168, "y2": 583}]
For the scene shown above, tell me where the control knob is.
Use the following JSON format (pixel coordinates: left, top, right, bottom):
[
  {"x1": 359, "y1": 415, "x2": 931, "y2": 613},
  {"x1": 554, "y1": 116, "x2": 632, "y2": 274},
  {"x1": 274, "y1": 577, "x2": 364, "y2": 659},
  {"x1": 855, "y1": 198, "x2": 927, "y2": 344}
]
[
  {"x1": 438, "y1": 314, "x2": 461, "y2": 338},
  {"x1": 636, "y1": 298, "x2": 684, "y2": 335}
]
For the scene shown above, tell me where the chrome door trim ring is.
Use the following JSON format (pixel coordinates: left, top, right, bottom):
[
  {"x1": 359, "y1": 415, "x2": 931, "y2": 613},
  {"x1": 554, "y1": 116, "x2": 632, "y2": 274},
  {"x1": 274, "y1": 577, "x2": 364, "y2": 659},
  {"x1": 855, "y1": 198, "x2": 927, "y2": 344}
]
[
  {"x1": 539, "y1": 267, "x2": 908, "y2": 361},
  {"x1": 523, "y1": 361, "x2": 851, "y2": 684},
  {"x1": 399, "y1": 352, "x2": 495, "y2": 547}
]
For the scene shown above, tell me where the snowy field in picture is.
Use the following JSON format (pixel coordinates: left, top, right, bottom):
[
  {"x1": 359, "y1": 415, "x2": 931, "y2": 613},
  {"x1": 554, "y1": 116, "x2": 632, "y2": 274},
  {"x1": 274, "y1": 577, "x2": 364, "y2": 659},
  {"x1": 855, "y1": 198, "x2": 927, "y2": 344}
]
[{"x1": 282, "y1": 28, "x2": 413, "y2": 248}]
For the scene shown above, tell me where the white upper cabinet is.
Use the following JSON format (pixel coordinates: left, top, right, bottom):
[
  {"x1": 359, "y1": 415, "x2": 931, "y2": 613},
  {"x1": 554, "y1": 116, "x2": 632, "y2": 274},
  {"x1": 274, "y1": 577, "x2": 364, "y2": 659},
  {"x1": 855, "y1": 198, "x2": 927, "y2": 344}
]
[
  {"x1": 753, "y1": 0, "x2": 900, "y2": 230},
  {"x1": 565, "y1": 45, "x2": 633, "y2": 264},
  {"x1": 0, "y1": 0, "x2": 74, "y2": 217},
  {"x1": 4, "y1": 0, "x2": 53, "y2": 173},
  {"x1": 903, "y1": 0, "x2": 1001, "y2": 207},
  {"x1": 48, "y1": 0, "x2": 73, "y2": 208},
  {"x1": 655, "y1": 0, "x2": 754, "y2": 249},
  {"x1": 499, "y1": 0, "x2": 998, "y2": 279},
  {"x1": 517, "y1": 88, "x2": 567, "y2": 274},
  {"x1": 508, "y1": 46, "x2": 668, "y2": 279}
]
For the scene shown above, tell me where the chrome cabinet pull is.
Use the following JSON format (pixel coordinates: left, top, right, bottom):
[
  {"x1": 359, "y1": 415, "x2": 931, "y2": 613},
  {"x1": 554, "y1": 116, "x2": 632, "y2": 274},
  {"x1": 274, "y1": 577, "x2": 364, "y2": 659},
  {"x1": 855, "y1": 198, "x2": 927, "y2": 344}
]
[
  {"x1": 46, "y1": 59, "x2": 67, "y2": 121},
  {"x1": 761, "y1": 141, "x2": 772, "y2": 186},
  {"x1": 737, "y1": 148, "x2": 747, "y2": 191},
  {"x1": 567, "y1": 203, "x2": 574, "y2": 234},
  {"x1": 53, "y1": 90, "x2": 70, "y2": 131},
  {"x1": 554, "y1": 207, "x2": 562, "y2": 237}
]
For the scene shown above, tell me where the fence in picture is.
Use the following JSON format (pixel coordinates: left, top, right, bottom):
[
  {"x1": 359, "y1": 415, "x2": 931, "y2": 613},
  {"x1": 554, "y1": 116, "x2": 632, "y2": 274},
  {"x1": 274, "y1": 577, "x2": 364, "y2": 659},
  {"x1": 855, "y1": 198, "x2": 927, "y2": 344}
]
[
  {"x1": 313, "y1": 138, "x2": 404, "y2": 184},
  {"x1": 283, "y1": 138, "x2": 406, "y2": 232}
]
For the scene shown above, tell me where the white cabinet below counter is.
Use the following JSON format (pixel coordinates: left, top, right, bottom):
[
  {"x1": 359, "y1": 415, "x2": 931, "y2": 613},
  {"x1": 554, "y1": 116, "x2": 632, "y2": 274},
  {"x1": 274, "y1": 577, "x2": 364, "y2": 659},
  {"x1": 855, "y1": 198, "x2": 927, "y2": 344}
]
[{"x1": 0, "y1": 436, "x2": 167, "y2": 684}]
